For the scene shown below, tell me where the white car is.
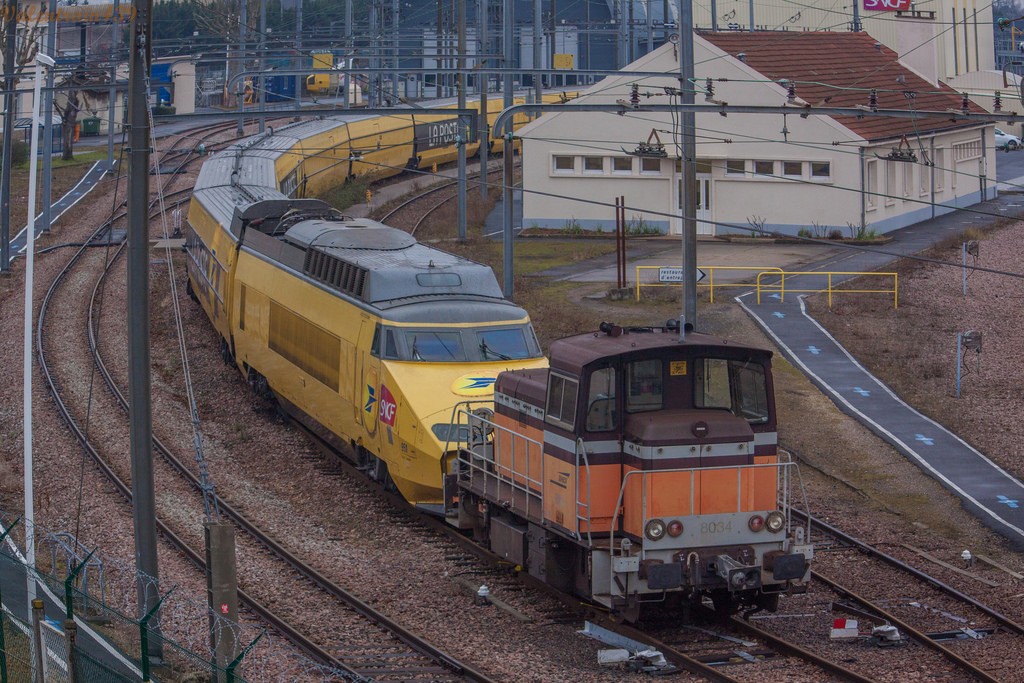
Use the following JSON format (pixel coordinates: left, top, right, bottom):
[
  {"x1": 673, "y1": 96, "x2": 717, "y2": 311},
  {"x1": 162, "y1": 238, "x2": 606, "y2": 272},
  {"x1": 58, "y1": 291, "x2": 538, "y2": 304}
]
[{"x1": 995, "y1": 128, "x2": 1021, "y2": 150}]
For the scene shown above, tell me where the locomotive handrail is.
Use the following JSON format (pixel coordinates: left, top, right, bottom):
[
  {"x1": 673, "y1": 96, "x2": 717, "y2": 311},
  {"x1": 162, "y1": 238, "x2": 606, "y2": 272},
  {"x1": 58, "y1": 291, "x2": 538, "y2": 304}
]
[
  {"x1": 455, "y1": 409, "x2": 544, "y2": 522},
  {"x1": 575, "y1": 438, "x2": 594, "y2": 547}
]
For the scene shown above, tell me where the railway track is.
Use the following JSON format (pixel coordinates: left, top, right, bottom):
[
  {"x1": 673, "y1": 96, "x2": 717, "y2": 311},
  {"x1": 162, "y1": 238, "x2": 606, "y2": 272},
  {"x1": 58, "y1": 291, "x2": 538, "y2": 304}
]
[{"x1": 379, "y1": 166, "x2": 505, "y2": 237}]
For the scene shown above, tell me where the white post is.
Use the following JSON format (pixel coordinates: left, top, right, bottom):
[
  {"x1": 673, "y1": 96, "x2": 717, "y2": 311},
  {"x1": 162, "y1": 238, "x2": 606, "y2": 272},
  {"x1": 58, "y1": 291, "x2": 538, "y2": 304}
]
[{"x1": 24, "y1": 52, "x2": 53, "y2": 609}]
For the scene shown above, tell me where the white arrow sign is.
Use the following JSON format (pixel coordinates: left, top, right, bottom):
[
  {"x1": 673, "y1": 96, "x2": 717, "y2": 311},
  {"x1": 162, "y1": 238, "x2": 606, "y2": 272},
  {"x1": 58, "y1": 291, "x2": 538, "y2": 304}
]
[{"x1": 658, "y1": 266, "x2": 707, "y2": 283}]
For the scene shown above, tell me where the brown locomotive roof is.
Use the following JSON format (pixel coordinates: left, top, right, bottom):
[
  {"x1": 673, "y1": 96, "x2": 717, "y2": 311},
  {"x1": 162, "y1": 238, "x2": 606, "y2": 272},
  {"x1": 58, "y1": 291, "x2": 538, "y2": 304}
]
[
  {"x1": 548, "y1": 326, "x2": 771, "y2": 376},
  {"x1": 700, "y1": 31, "x2": 989, "y2": 143}
]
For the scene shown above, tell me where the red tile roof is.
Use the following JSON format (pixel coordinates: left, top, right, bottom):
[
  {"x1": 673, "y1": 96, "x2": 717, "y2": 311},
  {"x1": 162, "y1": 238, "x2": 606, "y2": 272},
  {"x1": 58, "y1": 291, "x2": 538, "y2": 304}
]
[{"x1": 700, "y1": 31, "x2": 988, "y2": 142}]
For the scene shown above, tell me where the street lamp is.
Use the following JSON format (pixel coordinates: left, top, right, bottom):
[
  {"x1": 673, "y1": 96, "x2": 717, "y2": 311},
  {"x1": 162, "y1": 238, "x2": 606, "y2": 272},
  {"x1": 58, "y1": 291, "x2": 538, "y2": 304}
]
[{"x1": 24, "y1": 50, "x2": 55, "y2": 608}]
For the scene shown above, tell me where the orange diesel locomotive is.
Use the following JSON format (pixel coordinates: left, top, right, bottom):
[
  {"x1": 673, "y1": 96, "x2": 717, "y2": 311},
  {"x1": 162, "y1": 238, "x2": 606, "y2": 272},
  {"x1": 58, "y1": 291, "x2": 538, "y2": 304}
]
[{"x1": 451, "y1": 322, "x2": 812, "y2": 621}]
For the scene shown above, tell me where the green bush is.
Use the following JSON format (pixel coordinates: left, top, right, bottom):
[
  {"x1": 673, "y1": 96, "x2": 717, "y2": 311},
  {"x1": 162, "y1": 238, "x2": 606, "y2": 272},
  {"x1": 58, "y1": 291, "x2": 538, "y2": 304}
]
[
  {"x1": 1, "y1": 139, "x2": 29, "y2": 165},
  {"x1": 151, "y1": 105, "x2": 176, "y2": 116}
]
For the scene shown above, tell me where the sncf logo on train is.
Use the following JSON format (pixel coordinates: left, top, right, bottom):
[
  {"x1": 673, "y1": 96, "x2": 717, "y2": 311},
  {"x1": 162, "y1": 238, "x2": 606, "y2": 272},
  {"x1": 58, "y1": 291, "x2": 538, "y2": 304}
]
[
  {"x1": 414, "y1": 119, "x2": 461, "y2": 151},
  {"x1": 379, "y1": 385, "x2": 398, "y2": 426}
]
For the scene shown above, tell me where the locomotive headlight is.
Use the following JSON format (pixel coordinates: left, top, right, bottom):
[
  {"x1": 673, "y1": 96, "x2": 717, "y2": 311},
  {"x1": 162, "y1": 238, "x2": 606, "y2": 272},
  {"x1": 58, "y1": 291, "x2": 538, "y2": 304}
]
[
  {"x1": 748, "y1": 514, "x2": 765, "y2": 532},
  {"x1": 667, "y1": 520, "x2": 684, "y2": 537},
  {"x1": 766, "y1": 510, "x2": 786, "y2": 533},
  {"x1": 645, "y1": 519, "x2": 667, "y2": 541}
]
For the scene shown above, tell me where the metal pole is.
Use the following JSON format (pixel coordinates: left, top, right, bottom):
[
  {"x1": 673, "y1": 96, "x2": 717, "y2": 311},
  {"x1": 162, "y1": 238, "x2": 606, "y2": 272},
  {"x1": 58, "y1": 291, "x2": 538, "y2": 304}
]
[
  {"x1": 852, "y1": 0, "x2": 861, "y2": 31},
  {"x1": 127, "y1": 0, "x2": 163, "y2": 662},
  {"x1": 748, "y1": 0, "x2": 754, "y2": 30},
  {"x1": 258, "y1": 0, "x2": 266, "y2": 133},
  {"x1": 1, "y1": 0, "x2": 17, "y2": 273},
  {"x1": 502, "y1": 0, "x2": 514, "y2": 296},
  {"x1": 962, "y1": 241, "x2": 967, "y2": 296},
  {"x1": 41, "y1": 0, "x2": 57, "y2": 234},
  {"x1": 237, "y1": 0, "x2": 248, "y2": 136},
  {"x1": 293, "y1": 0, "x2": 302, "y2": 114},
  {"x1": 956, "y1": 333, "x2": 962, "y2": 398},
  {"x1": 457, "y1": 0, "x2": 467, "y2": 240},
  {"x1": 63, "y1": 619, "x2": 79, "y2": 683},
  {"x1": 391, "y1": 0, "x2": 399, "y2": 104},
  {"x1": 108, "y1": 0, "x2": 120, "y2": 166},
  {"x1": 344, "y1": 0, "x2": 352, "y2": 108},
  {"x1": 679, "y1": 0, "x2": 696, "y2": 333},
  {"x1": 24, "y1": 55, "x2": 49, "y2": 612},
  {"x1": 478, "y1": 0, "x2": 488, "y2": 198},
  {"x1": 533, "y1": 0, "x2": 541, "y2": 102}
]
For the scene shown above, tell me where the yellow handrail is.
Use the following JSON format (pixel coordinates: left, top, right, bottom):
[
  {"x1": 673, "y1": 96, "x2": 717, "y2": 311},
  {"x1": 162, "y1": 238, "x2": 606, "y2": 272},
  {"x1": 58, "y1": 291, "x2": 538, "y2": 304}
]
[
  {"x1": 755, "y1": 271, "x2": 899, "y2": 308},
  {"x1": 634, "y1": 265, "x2": 784, "y2": 302}
]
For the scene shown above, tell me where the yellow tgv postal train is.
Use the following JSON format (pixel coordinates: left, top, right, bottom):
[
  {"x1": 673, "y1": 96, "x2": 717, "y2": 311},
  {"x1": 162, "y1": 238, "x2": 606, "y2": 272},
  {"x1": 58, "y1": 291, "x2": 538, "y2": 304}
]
[{"x1": 184, "y1": 108, "x2": 552, "y2": 509}]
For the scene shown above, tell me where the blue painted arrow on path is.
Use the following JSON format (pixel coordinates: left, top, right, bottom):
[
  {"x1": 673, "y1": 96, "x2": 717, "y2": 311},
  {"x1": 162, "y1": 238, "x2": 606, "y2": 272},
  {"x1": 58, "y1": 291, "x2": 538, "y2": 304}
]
[
  {"x1": 773, "y1": 312, "x2": 785, "y2": 318},
  {"x1": 853, "y1": 387, "x2": 870, "y2": 397},
  {"x1": 807, "y1": 346, "x2": 821, "y2": 355},
  {"x1": 915, "y1": 434, "x2": 934, "y2": 446},
  {"x1": 998, "y1": 495, "x2": 1020, "y2": 509}
]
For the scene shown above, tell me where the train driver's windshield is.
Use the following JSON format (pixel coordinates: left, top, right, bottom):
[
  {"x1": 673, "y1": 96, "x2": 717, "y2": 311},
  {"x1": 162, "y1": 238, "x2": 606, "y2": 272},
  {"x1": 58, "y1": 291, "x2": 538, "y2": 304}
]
[
  {"x1": 382, "y1": 324, "x2": 542, "y2": 362},
  {"x1": 694, "y1": 358, "x2": 770, "y2": 424}
]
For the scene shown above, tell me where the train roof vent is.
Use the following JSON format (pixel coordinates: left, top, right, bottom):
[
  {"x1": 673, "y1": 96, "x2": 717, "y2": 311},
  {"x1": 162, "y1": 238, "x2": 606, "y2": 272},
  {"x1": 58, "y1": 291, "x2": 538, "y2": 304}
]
[{"x1": 303, "y1": 249, "x2": 369, "y2": 299}]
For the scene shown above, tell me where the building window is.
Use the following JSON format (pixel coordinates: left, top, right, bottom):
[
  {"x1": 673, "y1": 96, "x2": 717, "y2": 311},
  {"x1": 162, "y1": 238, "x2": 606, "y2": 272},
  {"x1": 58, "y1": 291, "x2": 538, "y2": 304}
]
[
  {"x1": 884, "y1": 160, "x2": 896, "y2": 206},
  {"x1": 583, "y1": 156, "x2": 604, "y2": 173},
  {"x1": 934, "y1": 149, "x2": 944, "y2": 192},
  {"x1": 754, "y1": 160, "x2": 774, "y2": 176},
  {"x1": 902, "y1": 163, "x2": 913, "y2": 198},
  {"x1": 782, "y1": 161, "x2": 802, "y2": 178},
  {"x1": 725, "y1": 159, "x2": 746, "y2": 175},
  {"x1": 612, "y1": 156, "x2": 633, "y2": 174},
  {"x1": 640, "y1": 157, "x2": 661, "y2": 174},
  {"x1": 865, "y1": 159, "x2": 877, "y2": 209},
  {"x1": 553, "y1": 155, "x2": 575, "y2": 173},
  {"x1": 810, "y1": 161, "x2": 831, "y2": 180},
  {"x1": 953, "y1": 140, "x2": 980, "y2": 161},
  {"x1": 919, "y1": 159, "x2": 929, "y2": 196}
]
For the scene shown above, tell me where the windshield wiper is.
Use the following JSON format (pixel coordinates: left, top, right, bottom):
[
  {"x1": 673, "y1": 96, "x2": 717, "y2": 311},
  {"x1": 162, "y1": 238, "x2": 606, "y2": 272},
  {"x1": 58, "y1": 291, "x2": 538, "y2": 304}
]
[{"x1": 480, "y1": 341, "x2": 512, "y2": 361}]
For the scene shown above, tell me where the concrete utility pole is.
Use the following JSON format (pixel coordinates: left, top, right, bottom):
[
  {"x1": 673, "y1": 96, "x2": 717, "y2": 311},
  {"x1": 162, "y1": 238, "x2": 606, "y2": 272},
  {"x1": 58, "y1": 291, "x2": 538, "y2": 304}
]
[
  {"x1": 533, "y1": 0, "x2": 541, "y2": 102},
  {"x1": 457, "y1": 0, "x2": 467, "y2": 239},
  {"x1": 41, "y1": 0, "x2": 57, "y2": 235},
  {"x1": 1, "y1": 0, "x2": 18, "y2": 272},
  {"x1": 478, "y1": 0, "x2": 488, "y2": 198},
  {"x1": 344, "y1": 0, "x2": 352, "y2": 108},
  {"x1": 293, "y1": 0, "x2": 302, "y2": 114},
  {"x1": 391, "y1": 0, "x2": 399, "y2": 104},
  {"x1": 259, "y1": 0, "x2": 266, "y2": 133},
  {"x1": 237, "y1": 0, "x2": 248, "y2": 136},
  {"x1": 126, "y1": 0, "x2": 163, "y2": 661},
  {"x1": 502, "y1": 0, "x2": 513, "y2": 296},
  {"x1": 679, "y1": 0, "x2": 696, "y2": 333},
  {"x1": 108, "y1": 0, "x2": 120, "y2": 165}
]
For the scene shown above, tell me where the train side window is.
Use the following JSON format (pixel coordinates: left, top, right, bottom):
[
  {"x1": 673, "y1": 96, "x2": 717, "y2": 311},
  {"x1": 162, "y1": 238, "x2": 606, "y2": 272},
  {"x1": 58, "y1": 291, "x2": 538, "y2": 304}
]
[
  {"x1": 732, "y1": 361, "x2": 769, "y2": 423},
  {"x1": 370, "y1": 324, "x2": 381, "y2": 358},
  {"x1": 626, "y1": 360, "x2": 662, "y2": 413},
  {"x1": 546, "y1": 373, "x2": 579, "y2": 429},
  {"x1": 384, "y1": 329, "x2": 400, "y2": 360},
  {"x1": 585, "y1": 367, "x2": 617, "y2": 432}
]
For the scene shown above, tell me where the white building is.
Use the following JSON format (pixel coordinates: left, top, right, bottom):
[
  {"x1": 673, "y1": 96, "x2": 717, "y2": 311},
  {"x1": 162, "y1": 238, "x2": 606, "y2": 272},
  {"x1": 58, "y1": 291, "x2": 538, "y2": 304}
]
[{"x1": 519, "y1": 31, "x2": 995, "y2": 237}]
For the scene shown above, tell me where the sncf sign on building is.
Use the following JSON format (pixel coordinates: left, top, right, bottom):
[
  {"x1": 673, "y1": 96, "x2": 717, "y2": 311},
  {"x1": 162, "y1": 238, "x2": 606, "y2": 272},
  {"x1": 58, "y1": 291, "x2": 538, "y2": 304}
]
[{"x1": 863, "y1": 0, "x2": 911, "y2": 10}]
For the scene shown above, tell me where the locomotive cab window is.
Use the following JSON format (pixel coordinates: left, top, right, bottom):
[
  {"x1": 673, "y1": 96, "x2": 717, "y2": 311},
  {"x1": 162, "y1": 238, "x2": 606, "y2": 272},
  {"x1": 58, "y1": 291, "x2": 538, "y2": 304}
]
[
  {"x1": 371, "y1": 325, "x2": 401, "y2": 360},
  {"x1": 409, "y1": 330, "x2": 466, "y2": 361},
  {"x1": 546, "y1": 373, "x2": 579, "y2": 430},
  {"x1": 694, "y1": 358, "x2": 769, "y2": 424},
  {"x1": 478, "y1": 327, "x2": 535, "y2": 360},
  {"x1": 626, "y1": 359, "x2": 662, "y2": 413},
  {"x1": 585, "y1": 367, "x2": 617, "y2": 432}
]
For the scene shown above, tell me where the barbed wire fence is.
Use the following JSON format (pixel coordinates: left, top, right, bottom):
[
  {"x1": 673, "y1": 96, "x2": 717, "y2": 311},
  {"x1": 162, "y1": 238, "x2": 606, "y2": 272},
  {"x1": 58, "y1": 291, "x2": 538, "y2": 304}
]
[{"x1": 0, "y1": 509, "x2": 361, "y2": 682}]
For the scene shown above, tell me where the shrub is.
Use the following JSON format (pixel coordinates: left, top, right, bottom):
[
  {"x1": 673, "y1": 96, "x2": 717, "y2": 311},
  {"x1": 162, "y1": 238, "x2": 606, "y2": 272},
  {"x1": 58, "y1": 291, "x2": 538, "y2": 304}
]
[
  {"x1": 1, "y1": 139, "x2": 29, "y2": 166},
  {"x1": 563, "y1": 218, "x2": 584, "y2": 234},
  {"x1": 827, "y1": 228, "x2": 844, "y2": 240}
]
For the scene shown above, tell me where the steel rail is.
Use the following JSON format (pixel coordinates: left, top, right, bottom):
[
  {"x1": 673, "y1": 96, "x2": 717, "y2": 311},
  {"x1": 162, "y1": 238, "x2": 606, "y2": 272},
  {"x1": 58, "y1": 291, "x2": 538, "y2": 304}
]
[{"x1": 796, "y1": 510, "x2": 1024, "y2": 635}]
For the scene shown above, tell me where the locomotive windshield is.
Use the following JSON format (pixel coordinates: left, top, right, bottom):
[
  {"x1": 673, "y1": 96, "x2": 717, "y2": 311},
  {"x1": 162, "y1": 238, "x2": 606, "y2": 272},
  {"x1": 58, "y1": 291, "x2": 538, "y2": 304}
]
[
  {"x1": 694, "y1": 357, "x2": 770, "y2": 424},
  {"x1": 372, "y1": 323, "x2": 542, "y2": 362}
]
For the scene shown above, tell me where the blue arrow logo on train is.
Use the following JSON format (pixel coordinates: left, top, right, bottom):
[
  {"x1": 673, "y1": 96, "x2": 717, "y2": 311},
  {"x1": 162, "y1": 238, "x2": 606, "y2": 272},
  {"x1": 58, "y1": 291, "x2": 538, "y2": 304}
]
[
  {"x1": 462, "y1": 377, "x2": 496, "y2": 389},
  {"x1": 364, "y1": 385, "x2": 376, "y2": 413}
]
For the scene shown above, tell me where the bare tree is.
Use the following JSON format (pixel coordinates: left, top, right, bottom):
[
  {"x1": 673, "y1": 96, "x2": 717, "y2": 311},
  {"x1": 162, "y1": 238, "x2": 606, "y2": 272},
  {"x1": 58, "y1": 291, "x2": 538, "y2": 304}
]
[
  {"x1": 53, "y1": 65, "x2": 107, "y2": 159},
  {"x1": 0, "y1": 0, "x2": 46, "y2": 84}
]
